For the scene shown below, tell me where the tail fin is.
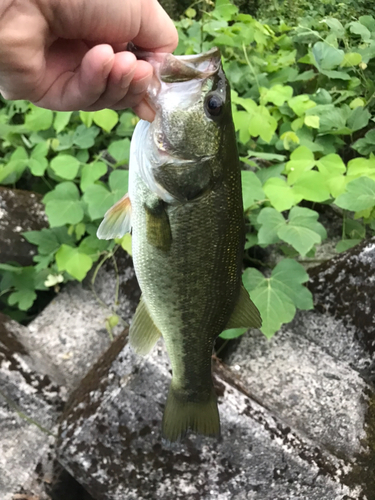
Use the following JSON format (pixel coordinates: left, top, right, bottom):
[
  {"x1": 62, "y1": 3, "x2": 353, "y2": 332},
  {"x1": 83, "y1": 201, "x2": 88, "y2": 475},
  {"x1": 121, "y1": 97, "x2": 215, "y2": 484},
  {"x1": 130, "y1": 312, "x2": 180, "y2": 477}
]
[{"x1": 162, "y1": 383, "x2": 220, "y2": 442}]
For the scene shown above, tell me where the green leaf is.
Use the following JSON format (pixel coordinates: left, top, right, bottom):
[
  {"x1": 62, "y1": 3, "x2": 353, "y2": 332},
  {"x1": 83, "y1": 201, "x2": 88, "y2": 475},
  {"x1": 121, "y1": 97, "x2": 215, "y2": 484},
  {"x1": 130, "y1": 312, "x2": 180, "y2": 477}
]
[
  {"x1": 257, "y1": 207, "x2": 284, "y2": 245},
  {"x1": 288, "y1": 95, "x2": 316, "y2": 116},
  {"x1": 316, "y1": 154, "x2": 346, "y2": 178},
  {"x1": 93, "y1": 109, "x2": 119, "y2": 132},
  {"x1": 241, "y1": 171, "x2": 265, "y2": 210},
  {"x1": 323, "y1": 18, "x2": 345, "y2": 37},
  {"x1": 312, "y1": 42, "x2": 344, "y2": 70},
  {"x1": 56, "y1": 244, "x2": 93, "y2": 281},
  {"x1": 335, "y1": 177, "x2": 375, "y2": 212},
  {"x1": 263, "y1": 177, "x2": 299, "y2": 211},
  {"x1": 23, "y1": 229, "x2": 60, "y2": 255},
  {"x1": 340, "y1": 52, "x2": 362, "y2": 67},
  {"x1": 25, "y1": 105, "x2": 53, "y2": 131},
  {"x1": 79, "y1": 111, "x2": 93, "y2": 128},
  {"x1": 28, "y1": 142, "x2": 49, "y2": 176},
  {"x1": 280, "y1": 131, "x2": 300, "y2": 150},
  {"x1": 291, "y1": 171, "x2": 331, "y2": 203},
  {"x1": 50, "y1": 154, "x2": 80, "y2": 180},
  {"x1": 80, "y1": 161, "x2": 107, "y2": 191},
  {"x1": 220, "y1": 327, "x2": 247, "y2": 340},
  {"x1": 278, "y1": 207, "x2": 326, "y2": 256},
  {"x1": 109, "y1": 169, "x2": 129, "y2": 194},
  {"x1": 108, "y1": 138, "x2": 131, "y2": 164},
  {"x1": 0, "y1": 146, "x2": 29, "y2": 183},
  {"x1": 116, "y1": 233, "x2": 132, "y2": 256},
  {"x1": 350, "y1": 98, "x2": 366, "y2": 109},
  {"x1": 347, "y1": 107, "x2": 371, "y2": 132},
  {"x1": 73, "y1": 124, "x2": 100, "y2": 149},
  {"x1": 83, "y1": 170, "x2": 128, "y2": 220},
  {"x1": 214, "y1": 0, "x2": 238, "y2": 21},
  {"x1": 346, "y1": 157, "x2": 375, "y2": 181},
  {"x1": 353, "y1": 129, "x2": 375, "y2": 155},
  {"x1": 0, "y1": 264, "x2": 22, "y2": 273},
  {"x1": 336, "y1": 239, "x2": 362, "y2": 253},
  {"x1": 259, "y1": 85, "x2": 293, "y2": 106},
  {"x1": 54, "y1": 112, "x2": 73, "y2": 134},
  {"x1": 285, "y1": 145, "x2": 316, "y2": 184},
  {"x1": 243, "y1": 259, "x2": 312, "y2": 338},
  {"x1": 8, "y1": 289, "x2": 37, "y2": 311},
  {"x1": 234, "y1": 103, "x2": 277, "y2": 143},
  {"x1": 43, "y1": 182, "x2": 84, "y2": 227},
  {"x1": 304, "y1": 115, "x2": 320, "y2": 128},
  {"x1": 348, "y1": 21, "x2": 371, "y2": 42}
]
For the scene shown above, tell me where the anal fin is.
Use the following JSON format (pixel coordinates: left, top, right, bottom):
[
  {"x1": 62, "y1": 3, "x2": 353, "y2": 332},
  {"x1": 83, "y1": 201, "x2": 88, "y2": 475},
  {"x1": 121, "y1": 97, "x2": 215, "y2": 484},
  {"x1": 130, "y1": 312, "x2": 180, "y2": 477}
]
[
  {"x1": 97, "y1": 193, "x2": 132, "y2": 240},
  {"x1": 129, "y1": 296, "x2": 161, "y2": 355},
  {"x1": 225, "y1": 284, "x2": 262, "y2": 330}
]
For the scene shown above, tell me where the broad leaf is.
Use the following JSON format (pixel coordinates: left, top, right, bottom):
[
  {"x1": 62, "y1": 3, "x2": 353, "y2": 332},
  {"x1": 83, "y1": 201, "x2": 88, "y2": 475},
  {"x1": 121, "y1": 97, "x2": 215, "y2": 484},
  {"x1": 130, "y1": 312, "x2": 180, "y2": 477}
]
[
  {"x1": 80, "y1": 161, "x2": 107, "y2": 192},
  {"x1": 241, "y1": 171, "x2": 265, "y2": 210},
  {"x1": 56, "y1": 244, "x2": 93, "y2": 281},
  {"x1": 243, "y1": 259, "x2": 313, "y2": 338},
  {"x1": 50, "y1": 154, "x2": 80, "y2": 180},
  {"x1": 93, "y1": 109, "x2": 119, "y2": 132},
  {"x1": 263, "y1": 177, "x2": 300, "y2": 211},
  {"x1": 43, "y1": 182, "x2": 84, "y2": 227},
  {"x1": 335, "y1": 177, "x2": 375, "y2": 211}
]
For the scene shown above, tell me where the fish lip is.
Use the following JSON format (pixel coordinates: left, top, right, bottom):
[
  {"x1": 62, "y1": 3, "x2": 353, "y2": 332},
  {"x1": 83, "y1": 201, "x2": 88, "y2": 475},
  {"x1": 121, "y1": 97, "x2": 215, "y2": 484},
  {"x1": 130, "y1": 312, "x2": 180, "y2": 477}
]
[{"x1": 129, "y1": 45, "x2": 222, "y2": 83}]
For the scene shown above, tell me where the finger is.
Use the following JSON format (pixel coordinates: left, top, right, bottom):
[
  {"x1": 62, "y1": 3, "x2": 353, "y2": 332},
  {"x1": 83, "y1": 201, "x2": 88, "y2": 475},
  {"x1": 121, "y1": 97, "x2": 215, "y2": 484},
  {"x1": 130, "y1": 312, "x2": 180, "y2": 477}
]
[
  {"x1": 132, "y1": 100, "x2": 156, "y2": 122},
  {"x1": 82, "y1": 55, "x2": 152, "y2": 111},
  {"x1": 42, "y1": 0, "x2": 178, "y2": 53},
  {"x1": 132, "y1": 0, "x2": 179, "y2": 53},
  {"x1": 34, "y1": 44, "x2": 115, "y2": 110}
]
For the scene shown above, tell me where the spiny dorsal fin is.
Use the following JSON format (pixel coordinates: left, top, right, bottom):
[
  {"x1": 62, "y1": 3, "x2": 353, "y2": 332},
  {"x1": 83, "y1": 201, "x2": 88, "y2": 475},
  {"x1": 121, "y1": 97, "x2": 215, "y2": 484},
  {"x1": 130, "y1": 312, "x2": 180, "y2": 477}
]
[
  {"x1": 97, "y1": 193, "x2": 132, "y2": 240},
  {"x1": 129, "y1": 296, "x2": 161, "y2": 356},
  {"x1": 225, "y1": 284, "x2": 262, "y2": 330}
]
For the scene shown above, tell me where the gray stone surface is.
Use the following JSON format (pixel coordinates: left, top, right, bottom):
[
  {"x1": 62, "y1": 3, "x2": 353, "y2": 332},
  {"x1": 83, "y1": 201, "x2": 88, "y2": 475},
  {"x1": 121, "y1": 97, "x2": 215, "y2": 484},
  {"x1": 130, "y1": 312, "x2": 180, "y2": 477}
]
[
  {"x1": 309, "y1": 237, "x2": 375, "y2": 359},
  {"x1": 0, "y1": 252, "x2": 138, "y2": 500},
  {"x1": 3, "y1": 237, "x2": 375, "y2": 499},
  {"x1": 226, "y1": 327, "x2": 368, "y2": 460},
  {"x1": 56, "y1": 240, "x2": 375, "y2": 500},
  {"x1": 58, "y1": 335, "x2": 363, "y2": 500},
  {"x1": 26, "y1": 252, "x2": 139, "y2": 392},
  {"x1": 0, "y1": 313, "x2": 63, "y2": 500},
  {"x1": 0, "y1": 187, "x2": 48, "y2": 266}
]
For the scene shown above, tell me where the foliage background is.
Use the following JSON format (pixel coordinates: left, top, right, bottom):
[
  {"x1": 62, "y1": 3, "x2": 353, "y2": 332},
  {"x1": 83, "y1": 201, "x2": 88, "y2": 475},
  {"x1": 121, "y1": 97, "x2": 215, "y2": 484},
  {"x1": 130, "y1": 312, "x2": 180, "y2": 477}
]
[{"x1": 1, "y1": 0, "x2": 375, "y2": 340}]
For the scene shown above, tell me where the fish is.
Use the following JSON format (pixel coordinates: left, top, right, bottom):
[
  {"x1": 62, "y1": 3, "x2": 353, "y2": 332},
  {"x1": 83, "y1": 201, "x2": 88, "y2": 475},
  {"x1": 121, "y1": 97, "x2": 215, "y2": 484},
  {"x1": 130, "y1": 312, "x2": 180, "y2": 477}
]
[{"x1": 97, "y1": 47, "x2": 262, "y2": 442}]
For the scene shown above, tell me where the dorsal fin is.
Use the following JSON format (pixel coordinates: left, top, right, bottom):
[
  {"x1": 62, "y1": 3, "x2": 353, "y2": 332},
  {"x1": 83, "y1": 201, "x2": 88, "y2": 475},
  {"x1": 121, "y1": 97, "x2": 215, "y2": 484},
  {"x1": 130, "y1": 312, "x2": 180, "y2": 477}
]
[{"x1": 97, "y1": 193, "x2": 132, "y2": 240}]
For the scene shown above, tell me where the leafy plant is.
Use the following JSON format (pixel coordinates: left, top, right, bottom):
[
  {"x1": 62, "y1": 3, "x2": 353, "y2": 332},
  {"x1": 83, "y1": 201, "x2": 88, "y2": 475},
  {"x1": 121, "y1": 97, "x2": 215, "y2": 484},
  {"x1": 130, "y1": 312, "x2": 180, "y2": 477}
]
[{"x1": 2, "y1": 0, "x2": 375, "y2": 340}]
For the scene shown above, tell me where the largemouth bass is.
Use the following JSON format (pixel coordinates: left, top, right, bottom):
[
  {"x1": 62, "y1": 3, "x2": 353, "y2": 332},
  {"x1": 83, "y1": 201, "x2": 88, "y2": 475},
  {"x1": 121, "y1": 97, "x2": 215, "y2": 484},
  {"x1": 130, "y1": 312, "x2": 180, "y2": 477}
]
[{"x1": 97, "y1": 47, "x2": 261, "y2": 442}]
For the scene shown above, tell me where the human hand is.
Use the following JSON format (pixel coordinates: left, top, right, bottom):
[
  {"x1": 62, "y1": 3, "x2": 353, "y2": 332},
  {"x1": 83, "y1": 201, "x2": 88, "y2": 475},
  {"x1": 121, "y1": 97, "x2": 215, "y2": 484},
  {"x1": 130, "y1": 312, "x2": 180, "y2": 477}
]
[{"x1": 0, "y1": 0, "x2": 178, "y2": 121}]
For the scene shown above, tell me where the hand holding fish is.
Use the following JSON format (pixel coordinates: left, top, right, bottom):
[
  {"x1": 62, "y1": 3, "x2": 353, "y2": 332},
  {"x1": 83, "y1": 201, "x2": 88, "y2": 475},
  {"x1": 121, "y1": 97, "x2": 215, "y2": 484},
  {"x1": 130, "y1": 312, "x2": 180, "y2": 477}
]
[{"x1": 0, "y1": 0, "x2": 178, "y2": 120}]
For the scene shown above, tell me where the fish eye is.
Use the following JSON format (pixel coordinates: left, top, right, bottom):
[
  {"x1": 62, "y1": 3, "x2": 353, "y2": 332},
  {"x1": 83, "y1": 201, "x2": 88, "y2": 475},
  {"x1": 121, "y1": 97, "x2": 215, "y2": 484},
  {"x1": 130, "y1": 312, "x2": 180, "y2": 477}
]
[{"x1": 205, "y1": 93, "x2": 223, "y2": 118}]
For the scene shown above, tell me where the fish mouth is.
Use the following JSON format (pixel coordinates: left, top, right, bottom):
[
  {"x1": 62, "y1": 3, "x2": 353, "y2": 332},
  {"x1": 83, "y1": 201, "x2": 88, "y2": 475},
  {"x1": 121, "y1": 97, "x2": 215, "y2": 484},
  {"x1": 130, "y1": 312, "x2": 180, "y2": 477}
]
[
  {"x1": 128, "y1": 45, "x2": 222, "y2": 112},
  {"x1": 129, "y1": 45, "x2": 221, "y2": 83}
]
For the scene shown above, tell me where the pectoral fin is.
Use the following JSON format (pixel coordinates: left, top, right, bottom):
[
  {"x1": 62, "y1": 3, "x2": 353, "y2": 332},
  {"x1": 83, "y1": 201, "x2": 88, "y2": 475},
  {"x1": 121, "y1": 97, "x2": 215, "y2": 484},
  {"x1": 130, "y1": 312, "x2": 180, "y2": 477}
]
[
  {"x1": 145, "y1": 201, "x2": 172, "y2": 252},
  {"x1": 97, "y1": 193, "x2": 132, "y2": 240},
  {"x1": 225, "y1": 284, "x2": 262, "y2": 329},
  {"x1": 129, "y1": 296, "x2": 162, "y2": 355}
]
